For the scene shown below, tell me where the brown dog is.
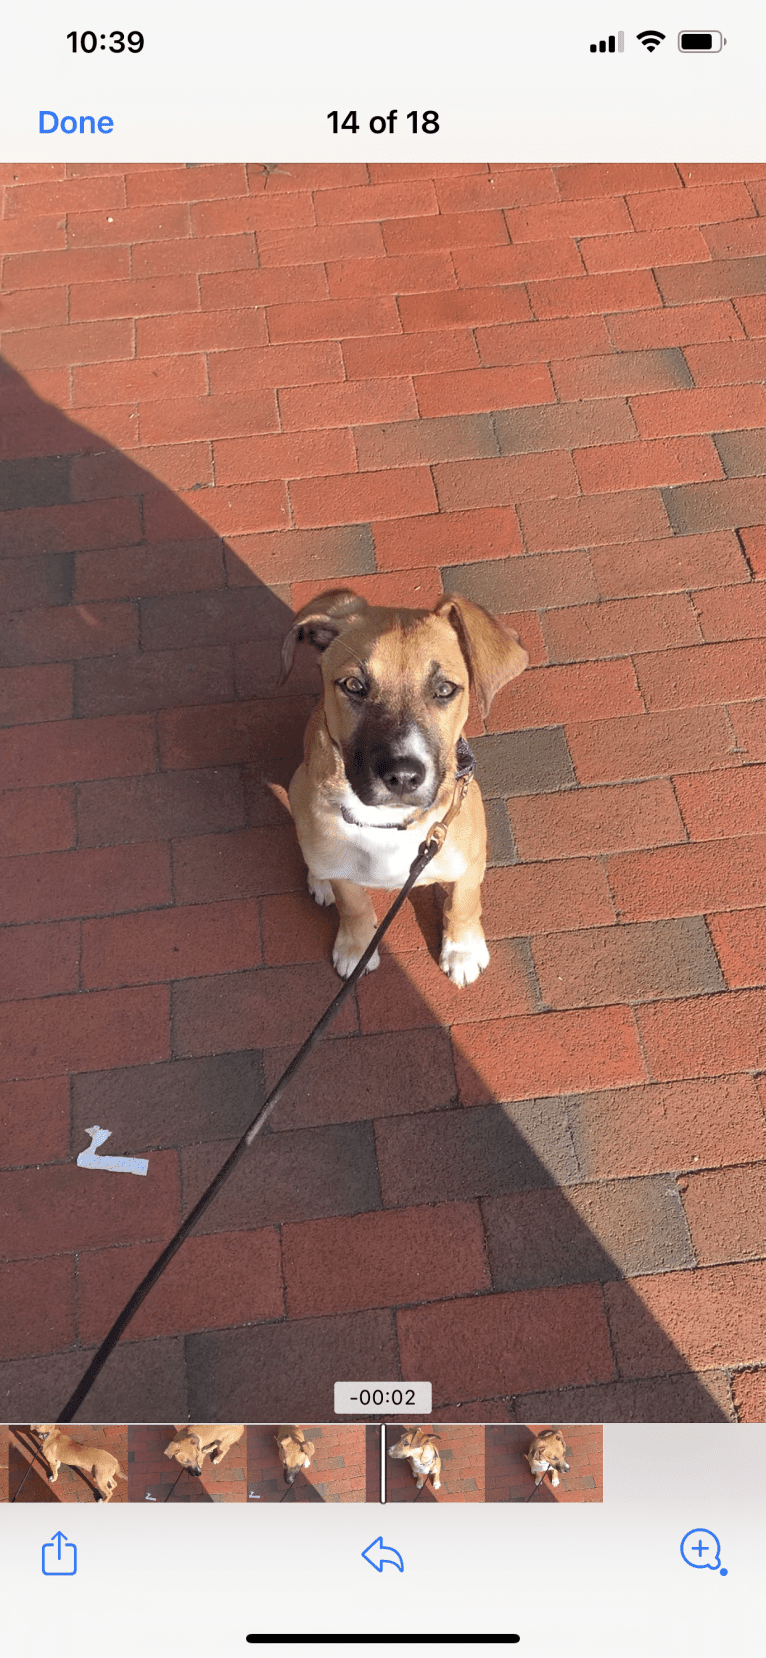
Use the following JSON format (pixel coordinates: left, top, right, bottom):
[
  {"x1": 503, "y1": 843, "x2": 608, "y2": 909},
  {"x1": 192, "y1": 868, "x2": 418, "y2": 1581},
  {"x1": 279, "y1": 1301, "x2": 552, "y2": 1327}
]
[
  {"x1": 30, "y1": 1425, "x2": 126, "y2": 1503},
  {"x1": 388, "y1": 1427, "x2": 442, "y2": 1490},
  {"x1": 163, "y1": 1424, "x2": 245, "y2": 1475},
  {"x1": 276, "y1": 1424, "x2": 316, "y2": 1485},
  {"x1": 525, "y1": 1429, "x2": 571, "y2": 1489},
  {"x1": 280, "y1": 589, "x2": 527, "y2": 986}
]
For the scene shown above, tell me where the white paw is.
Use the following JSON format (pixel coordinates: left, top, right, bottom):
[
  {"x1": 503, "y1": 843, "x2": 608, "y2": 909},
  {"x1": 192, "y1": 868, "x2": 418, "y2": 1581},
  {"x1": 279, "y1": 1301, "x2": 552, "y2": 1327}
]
[
  {"x1": 440, "y1": 934, "x2": 490, "y2": 987},
  {"x1": 550, "y1": 1472, "x2": 560, "y2": 1487},
  {"x1": 333, "y1": 934, "x2": 380, "y2": 979},
  {"x1": 433, "y1": 1479, "x2": 441, "y2": 1489},
  {"x1": 308, "y1": 872, "x2": 335, "y2": 907},
  {"x1": 303, "y1": 1459, "x2": 311, "y2": 1469}
]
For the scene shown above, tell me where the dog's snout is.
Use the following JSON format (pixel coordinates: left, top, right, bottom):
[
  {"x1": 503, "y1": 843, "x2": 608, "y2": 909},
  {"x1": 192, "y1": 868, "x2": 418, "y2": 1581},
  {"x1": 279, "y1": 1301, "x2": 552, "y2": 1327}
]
[{"x1": 376, "y1": 752, "x2": 426, "y2": 796}]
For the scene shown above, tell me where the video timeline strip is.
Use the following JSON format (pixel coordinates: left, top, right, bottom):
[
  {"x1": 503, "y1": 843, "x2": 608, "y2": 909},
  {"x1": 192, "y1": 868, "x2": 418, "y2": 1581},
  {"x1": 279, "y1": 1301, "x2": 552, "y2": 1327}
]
[{"x1": 2, "y1": 1424, "x2": 604, "y2": 1505}]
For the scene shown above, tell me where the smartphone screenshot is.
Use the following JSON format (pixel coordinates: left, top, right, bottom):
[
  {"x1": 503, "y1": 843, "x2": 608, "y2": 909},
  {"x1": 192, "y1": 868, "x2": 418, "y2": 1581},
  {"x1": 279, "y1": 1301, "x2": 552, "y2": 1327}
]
[{"x1": 1, "y1": 2, "x2": 764, "y2": 1652}]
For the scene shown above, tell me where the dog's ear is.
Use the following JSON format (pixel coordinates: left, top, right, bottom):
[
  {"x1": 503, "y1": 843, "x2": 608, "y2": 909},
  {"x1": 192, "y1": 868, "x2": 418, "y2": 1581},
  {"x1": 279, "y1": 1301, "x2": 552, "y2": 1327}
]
[
  {"x1": 188, "y1": 1433, "x2": 202, "y2": 1448},
  {"x1": 163, "y1": 1444, "x2": 177, "y2": 1459},
  {"x1": 278, "y1": 589, "x2": 369, "y2": 685},
  {"x1": 434, "y1": 593, "x2": 528, "y2": 718}
]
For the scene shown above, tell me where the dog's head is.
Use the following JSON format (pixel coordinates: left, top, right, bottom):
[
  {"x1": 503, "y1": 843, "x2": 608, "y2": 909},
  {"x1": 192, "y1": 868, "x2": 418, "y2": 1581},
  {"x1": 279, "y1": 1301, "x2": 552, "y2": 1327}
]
[
  {"x1": 526, "y1": 1430, "x2": 567, "y2": 1472},
  {"x1": 30, "y1": 1424, "x2": 56, "y2": 1442},
  {"x1": 276, "y1": 1426, "x2": 315, "y2": 1483},
  {"x1": 164, "y1": 1431, "x2": 205, "y2": 1475},
  {"x1": 388, "y1": 1428, "x2": 441, "y2": 1462},
  {"x1": 280, "y1": 590, "x2": 527, "y2": 810}
]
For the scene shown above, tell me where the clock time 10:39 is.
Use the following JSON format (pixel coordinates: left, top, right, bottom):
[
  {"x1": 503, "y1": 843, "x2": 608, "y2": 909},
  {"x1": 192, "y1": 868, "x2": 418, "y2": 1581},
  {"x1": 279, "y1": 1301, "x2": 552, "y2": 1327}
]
[{"x1": 67, "y1": 31, "x2": 144, "y2": 52}]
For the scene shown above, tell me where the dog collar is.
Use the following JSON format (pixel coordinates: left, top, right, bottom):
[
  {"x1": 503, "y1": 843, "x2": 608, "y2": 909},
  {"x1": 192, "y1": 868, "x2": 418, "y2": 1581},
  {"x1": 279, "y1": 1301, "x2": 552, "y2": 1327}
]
[
  {"x1": 455, "y1": 735, "x2": 477, "y2": 779},
  {"x1": 340, "y1": 737, "x2": 477, "y2": 832}
]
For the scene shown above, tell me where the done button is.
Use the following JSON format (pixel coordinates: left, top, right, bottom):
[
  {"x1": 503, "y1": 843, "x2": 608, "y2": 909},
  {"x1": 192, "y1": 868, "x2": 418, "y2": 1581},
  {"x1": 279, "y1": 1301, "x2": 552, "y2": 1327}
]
[{"x1": 40, "y1": 111, "x2": 114, "y2": 134}]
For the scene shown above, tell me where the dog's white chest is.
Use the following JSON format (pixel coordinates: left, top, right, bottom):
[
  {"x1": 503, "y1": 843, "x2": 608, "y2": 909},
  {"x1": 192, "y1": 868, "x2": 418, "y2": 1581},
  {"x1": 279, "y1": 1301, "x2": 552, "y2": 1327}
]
[
  {"x1": 409, "y1": 1451, "x2": 435, "y2": 1478},
  {"x1": 312, "y1": 810, "x2": 468, "y2": 890}
]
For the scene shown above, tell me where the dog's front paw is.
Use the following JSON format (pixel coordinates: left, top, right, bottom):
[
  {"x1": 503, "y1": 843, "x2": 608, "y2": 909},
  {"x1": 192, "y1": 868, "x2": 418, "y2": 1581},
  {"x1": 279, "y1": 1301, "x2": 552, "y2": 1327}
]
[
  {"x1": 550, "y1": 1471, "x2": 560, "y2": 1487},
  {"x1": 440, "y1": 934, "x2": 490, "y2": 987},
  {"x1": 308, "y1": 872, "x2": 335, "y2": 907},
  {"x1": 333, "y1": 932, "x2": 380, "y2": 978},
  {"x1": 433, "y1": 1479, "x2": 441, "y2": 1489}
]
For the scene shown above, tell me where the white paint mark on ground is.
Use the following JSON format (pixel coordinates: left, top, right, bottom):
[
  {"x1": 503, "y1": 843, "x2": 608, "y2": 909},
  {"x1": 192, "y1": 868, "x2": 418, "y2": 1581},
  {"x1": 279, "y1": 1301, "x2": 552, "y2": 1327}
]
[{"x1": 77, "y1": 1125, "x2": 149, "y2": 1176}]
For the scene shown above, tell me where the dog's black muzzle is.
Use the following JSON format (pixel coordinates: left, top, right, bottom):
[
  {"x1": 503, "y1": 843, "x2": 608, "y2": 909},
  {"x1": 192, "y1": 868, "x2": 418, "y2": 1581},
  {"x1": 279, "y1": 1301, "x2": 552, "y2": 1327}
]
[{"x1": 344, "y1": 719, "x2": 441, "y2": 808}]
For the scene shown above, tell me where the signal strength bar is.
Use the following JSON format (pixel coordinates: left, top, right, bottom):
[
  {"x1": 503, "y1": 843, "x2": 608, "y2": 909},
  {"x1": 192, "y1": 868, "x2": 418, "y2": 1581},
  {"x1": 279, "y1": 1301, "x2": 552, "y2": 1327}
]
[{"x1": 590, "y1": 32, "x2": 624, "y2": 52}]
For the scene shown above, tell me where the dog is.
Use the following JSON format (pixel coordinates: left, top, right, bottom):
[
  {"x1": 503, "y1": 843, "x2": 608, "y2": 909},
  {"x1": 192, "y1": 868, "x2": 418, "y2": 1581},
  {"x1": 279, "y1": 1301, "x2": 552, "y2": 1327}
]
[
  {"x1": 30, "y1": 1424, "x2": 126, "y2": 1503},
  {"x1": 279, "y1": 590, "x2": 528, "y2": 987},
  {"x1": 276, "y1": 1425, "x2": 316, "y2": 1485},
  {"x1": 163, "y1": 1424, "x2": 245, "y2": 1476},
  {"x1": 525, "y1": 1429, "x2": 570, "y2": 1489},
  {"x1": 388, "y1": 1427, "x2": 442, "y2": 1490}
]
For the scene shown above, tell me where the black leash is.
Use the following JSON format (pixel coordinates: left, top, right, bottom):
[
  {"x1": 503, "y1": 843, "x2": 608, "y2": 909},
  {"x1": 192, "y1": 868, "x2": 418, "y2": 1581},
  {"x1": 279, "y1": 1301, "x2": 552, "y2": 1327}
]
[
  {"x1": 57, "y1": 759, "x2": 474, "y2": 1423},
  {"x1": 164, "y1": 1467, "x2": 188, "y2": 1503},
  {"x1": 10, "y1": 1434, "x2": 46, "y2": 1503},
  {"x1": 279, "y1": 1461, "x2": 317, "y2": 1501}
]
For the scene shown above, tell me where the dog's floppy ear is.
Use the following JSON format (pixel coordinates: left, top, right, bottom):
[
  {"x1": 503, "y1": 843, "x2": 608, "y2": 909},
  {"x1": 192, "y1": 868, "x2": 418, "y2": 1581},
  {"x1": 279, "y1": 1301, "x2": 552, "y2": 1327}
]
[
  {"x1": 434, "y1": 593, "x2": 528, "y2": 718},
  {"x1": 278, "y1": 589, "x2": 369, "y2": 685},
  {"x1": 163, "y1": 1443, "x2": 178, "y2": 1459}
]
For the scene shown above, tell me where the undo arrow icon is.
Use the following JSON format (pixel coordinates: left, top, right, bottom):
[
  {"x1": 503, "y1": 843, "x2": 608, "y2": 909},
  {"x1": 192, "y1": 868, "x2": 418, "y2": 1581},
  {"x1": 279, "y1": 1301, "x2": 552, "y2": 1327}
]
[{"x1": 361, "y1": 1536, "x2": 404, "y2": 1573}]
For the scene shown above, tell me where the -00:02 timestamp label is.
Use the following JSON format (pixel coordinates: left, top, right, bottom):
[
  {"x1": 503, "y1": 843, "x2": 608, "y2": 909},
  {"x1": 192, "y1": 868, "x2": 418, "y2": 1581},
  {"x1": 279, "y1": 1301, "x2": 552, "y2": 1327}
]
[{"x1": 334, "y1": 1382, "x2": 432, "y2": 1413}]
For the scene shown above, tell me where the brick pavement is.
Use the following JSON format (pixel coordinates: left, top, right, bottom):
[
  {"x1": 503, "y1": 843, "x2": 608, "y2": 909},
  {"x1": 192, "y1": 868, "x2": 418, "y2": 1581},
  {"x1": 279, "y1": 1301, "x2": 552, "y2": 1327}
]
[
  {"x1": 128, "y1": 1423, "x2": 245, "y2": 1501},
  {"x1": 386, "y1": 1423, "x2": 484, "y2": 1501},
  {"x1": 485, "y1": 1423, "x2": 603, "y2": 1503},
  {"x1": 1, "y1": 163, "x2": 766, "y2": 1425},
  {"x1": 246, "y1": 1424, "x2": 373, "y2": 1501},
  {"x1": 8, "y1": 1423, "x2": 128, "y2": 1502}
]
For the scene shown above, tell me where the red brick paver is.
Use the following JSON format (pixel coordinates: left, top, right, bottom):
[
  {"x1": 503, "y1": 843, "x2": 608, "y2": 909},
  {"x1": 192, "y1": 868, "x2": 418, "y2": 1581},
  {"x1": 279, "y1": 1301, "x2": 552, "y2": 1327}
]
[{"x1": 2, "y1": 162, "x2": 766, "y2": 1427}]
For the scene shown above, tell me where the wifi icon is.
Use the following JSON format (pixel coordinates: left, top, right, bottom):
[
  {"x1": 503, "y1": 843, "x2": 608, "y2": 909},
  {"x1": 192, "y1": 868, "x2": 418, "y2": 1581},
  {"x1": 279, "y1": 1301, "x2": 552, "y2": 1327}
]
[{"x1": 637, "y1": 28, "x2": 666, "y2": 50}]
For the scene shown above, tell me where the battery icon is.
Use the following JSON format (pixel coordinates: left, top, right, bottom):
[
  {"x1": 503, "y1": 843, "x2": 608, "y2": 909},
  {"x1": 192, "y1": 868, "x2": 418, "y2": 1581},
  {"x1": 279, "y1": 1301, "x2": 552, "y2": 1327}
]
[{"x1": 678, "y1": 31, "x2": 725, "y2": 50}]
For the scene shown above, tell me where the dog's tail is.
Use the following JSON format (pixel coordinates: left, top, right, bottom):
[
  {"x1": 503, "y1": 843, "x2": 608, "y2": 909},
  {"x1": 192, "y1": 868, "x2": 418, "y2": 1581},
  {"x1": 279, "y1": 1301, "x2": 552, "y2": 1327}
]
[{"x1": 266, "y1": 782, "x2": 293, "y2": 818}]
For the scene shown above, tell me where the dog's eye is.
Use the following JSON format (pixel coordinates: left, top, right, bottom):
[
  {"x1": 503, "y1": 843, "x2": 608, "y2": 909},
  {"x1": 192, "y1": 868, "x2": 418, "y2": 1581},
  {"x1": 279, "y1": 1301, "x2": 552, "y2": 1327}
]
[
  {"x1": 434, "y1": 681, "x2": 459, "y2": 700},
  {"x1": 338, "y1": 676, "x2": 367, "y2": 697}
]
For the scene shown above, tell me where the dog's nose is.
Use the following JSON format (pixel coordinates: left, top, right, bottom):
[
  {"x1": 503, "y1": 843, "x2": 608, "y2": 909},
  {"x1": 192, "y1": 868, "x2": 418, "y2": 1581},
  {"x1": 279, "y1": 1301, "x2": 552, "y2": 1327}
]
[{"x1": 377, "y1": 754, "x2": 426, "y2": 795}]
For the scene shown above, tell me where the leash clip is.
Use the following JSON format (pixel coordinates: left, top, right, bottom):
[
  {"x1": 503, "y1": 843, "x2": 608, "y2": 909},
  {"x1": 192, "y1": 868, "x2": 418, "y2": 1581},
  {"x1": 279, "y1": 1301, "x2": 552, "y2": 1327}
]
[{"x1": 424, "y1": 821, "x2": 448, "y2": 854}]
